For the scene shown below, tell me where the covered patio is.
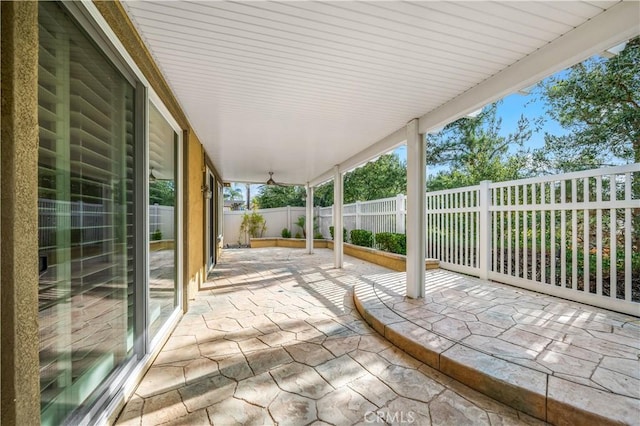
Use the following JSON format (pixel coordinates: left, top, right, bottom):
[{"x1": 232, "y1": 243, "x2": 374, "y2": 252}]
[{"x1": 116, "y1": 247, "x2": 638, "y2": 425}]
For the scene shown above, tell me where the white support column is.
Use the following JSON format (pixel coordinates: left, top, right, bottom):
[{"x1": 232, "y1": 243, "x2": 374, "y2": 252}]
[
  {"x1": 406, "y1": 119, "x2": 426, "y2": 298},
  {"x1": 306, "y1": 184, "x2": 314, "y2": 254},
  {"x1": 333, "y1": 166, "x2": 344, "y2": 268}
]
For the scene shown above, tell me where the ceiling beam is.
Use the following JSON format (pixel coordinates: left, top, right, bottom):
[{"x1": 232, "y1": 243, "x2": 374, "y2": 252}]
[
  {"x1": 307, "y1": 1, "x2": 639, "y2": 188},
  {"x1": 417, "y1": 1, "x2": 640, "y2": 134},
  {"x1": 309, "y1": 126, "x2": 406, "y2": 187}
]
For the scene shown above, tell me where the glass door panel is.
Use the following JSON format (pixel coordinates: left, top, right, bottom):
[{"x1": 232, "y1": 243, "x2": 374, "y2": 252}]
[
  {"x1": 38, "y1": 3, "x2": 136, "y2": 424},
  {"x1": 148, "y1": 104, "x2": 178, "y2": 341}
]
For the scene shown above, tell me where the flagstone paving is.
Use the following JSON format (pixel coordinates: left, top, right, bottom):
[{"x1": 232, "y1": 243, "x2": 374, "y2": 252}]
[
  {"x1": 354, "y1": 265, "x2": 640, "y2": 425},
  {"x1": 116, "y1": 248, "x2": 638, "y2": 425}
]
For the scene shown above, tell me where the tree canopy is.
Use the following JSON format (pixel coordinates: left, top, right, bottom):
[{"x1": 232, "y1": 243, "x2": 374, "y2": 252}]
[
  {"x1": 535, "y1": 36, "x2": 640, "y2": 172},
  {"x1": 224, "y1": 186, "x2": 243, "y2": 201},
  {"x1": 426, "y1": 103, "x2": 535, "y2": 190},
  {"x1": 253, "y1": 185, "x2": 307, "y2": 209},
  {"x1": 253, "y1": 154, "x2": 406, "y2": 208},
  {"x1": 314, "y1": 154, "x2": 407, "y2": 206},
  {"x1": 149, "y1": 181, "x2": 175, "y2": 206}
]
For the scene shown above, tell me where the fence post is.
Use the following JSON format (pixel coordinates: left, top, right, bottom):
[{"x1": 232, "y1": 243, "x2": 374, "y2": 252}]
[
  {"x1": 287, "y1": 205, "x2": 291, "y2": 233},
  {"x1": 396, "y1": 194, "x2": 405, "y2": 234},
  {"x1": 479, "y1": 181, "x2": 491, "y2": 280},
  {"x1": 355, "y1": 201, "x2": 361, "y2": 229}
]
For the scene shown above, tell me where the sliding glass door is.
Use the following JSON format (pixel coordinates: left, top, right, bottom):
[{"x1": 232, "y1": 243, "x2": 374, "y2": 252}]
[
  {"x1": 148, "y1": 104, "x2": 178, "y2": 341},
  {"x1": 38, "y1": 3, "x2": 135, "y2": 424}
]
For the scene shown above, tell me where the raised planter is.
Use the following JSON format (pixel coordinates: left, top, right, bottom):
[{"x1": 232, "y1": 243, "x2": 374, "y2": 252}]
[
  {"x1": 250, "y1": 238, "x2": 329, "y2": 249},
  {"x1": 150, "y1": 239, "x2": 174, "y2": 251},
  {"x1": 327, "y1": 242, "x2": 439, "y2": 271},
  {"x1": 250, "y1": 238, "x2": 438, "y2": 271}
]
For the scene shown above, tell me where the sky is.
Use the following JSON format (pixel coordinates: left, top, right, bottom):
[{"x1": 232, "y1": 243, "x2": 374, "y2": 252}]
[{"x1": 393, "y1": 87, "x2": 570, "y2": 177}]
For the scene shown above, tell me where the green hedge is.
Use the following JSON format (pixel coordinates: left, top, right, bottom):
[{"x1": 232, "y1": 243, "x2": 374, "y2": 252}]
[
  {"x1": 350, "y1": 229, "x2": 373, "y2": 248},
  {"x1": 375, "y1": 232, "x2": 406, "y2": 255},
  {"x1": 329, "y1": 226, "x2": 348, "y2": 242}
]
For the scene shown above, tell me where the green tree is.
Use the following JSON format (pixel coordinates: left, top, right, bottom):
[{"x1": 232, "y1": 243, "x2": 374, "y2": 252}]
[
  {"x1": 149, "y1": 180, "x2": 175, "y2": 206},
  {"x1": 536, "y1": 37, "x2": 640, "y2": 171},
  {"x1": 426, "y1": 103, "x2": 534, "y2": 190},
  {"x1": 224, "y1": 186, "x2": 243, "y2": 201},
  {"x1": 253, "y1": 185, "x2": 306, "y2": 209},
  {"x1": 313, "y1": 154, "x2": 407, "y2": 206}
]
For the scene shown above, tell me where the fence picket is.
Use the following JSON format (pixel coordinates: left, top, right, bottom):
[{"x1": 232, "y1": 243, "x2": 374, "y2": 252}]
[
  {"x1": 610, "y1": 176, "x2": 617, "y2": 301},
  {"x1": 596, "y1": 175, "x2": 603, "y2": 296},
  {"x1": 223, "y1": 164, "x2": 638, "y2": 315},
  {"x1": 571, "y1": 179, "x2": 578, "y2": 291},
  {"x1": 625, "y1": 172, "x2": 632, "y2": 302}
]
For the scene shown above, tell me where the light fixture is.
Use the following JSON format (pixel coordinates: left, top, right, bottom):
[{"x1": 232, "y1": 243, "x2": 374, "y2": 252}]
[
  {"x1": 149, "y1": 167, "x2": 157, "y2": 182},
  {"x1": 601, "y1": 41, "x2": 627, "y2": 58},
  {"x1": 201, "y1": 184, "x2": 212, "y2": 199},
  {"x1": 465, "y1": 108, "x2": 482, "y2": 118},
  {"x1": 517, "y1": 84, "x2": 537, "y2": 96},
  {"x1": 266, "y1": 171, "x2": 276, "y2": 186}
]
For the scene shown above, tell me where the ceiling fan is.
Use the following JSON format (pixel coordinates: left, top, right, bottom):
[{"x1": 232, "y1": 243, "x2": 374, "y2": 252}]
[{"x1": 264, "y1": 171, "x2": 294, "y2": 187}]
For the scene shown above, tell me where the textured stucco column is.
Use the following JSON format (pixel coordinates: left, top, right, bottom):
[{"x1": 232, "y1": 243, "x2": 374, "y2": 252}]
[
  {"x1": 333, "y1": 166, "x2": 344, "y2": 268},
  {"x1": 406, "y1": 119, "x2": 426, "y2": 298},
  {"x1": 305, "y1": 184, "x2": 314, "y2": 254},
  {"x1": 1, "y1": 2, "x2": 41, "y2": 424}
]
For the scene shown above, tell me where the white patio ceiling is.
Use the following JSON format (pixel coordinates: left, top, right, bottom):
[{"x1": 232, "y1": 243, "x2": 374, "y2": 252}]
[{"x1": 122, "y1": 1, "x2": 639, "y2": 186}]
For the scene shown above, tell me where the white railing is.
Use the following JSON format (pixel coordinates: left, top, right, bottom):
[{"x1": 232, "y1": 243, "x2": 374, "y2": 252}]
[
  {"x1": 224, "y1": 206, "x2": 307, "y2": 244},
  {"x1": 318, "y1": 194, "x2": 406, "y2": 241},
  {"x1": 426, "y1": 164, "x2": 639, "y2": 316},
  {"x1": 426, "y1": 185, "x2": 481, "y2": 276},
  {"x1": 149, "y1": 204, "x2": 175, "y2": 240},
  {"x1": 222, "y1": 165, "x2": 639, "y2": 315}
]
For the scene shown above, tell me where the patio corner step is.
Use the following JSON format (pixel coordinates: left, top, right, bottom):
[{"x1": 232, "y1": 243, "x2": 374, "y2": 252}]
[{"x1": 352, "y1": 281, "x2": 640, "y2": 426}]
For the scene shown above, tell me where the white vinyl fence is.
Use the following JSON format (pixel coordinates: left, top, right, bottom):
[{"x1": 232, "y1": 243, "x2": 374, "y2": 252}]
[
  {"x1": 149, "y1": 204, "x2": 175, "y2": 240},
  {"x1": 426, "y1": 164, "x2": 639, "y2": 316},
  {"x1": 222, "y1": 165, "x2": 639, "y2": 315},
  {"x1": 318, "y1": 194, "x2": 406, "y2": 241},
  {"x1": 224, "y1": 206, "x2": 307, "y2": 245}
]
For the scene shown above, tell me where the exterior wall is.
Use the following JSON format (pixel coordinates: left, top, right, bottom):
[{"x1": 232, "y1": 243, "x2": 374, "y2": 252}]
[
  {"x1": 92, "y1": 1, "x2": 189, "y2": 130},
  {"x1": 224, "y1": 206, "x2": 307, "y2": 245},
  {"x1": 0, "y1": 2, "x2": 41, "y2": 424},
  {"x1": 93, "y1": 1, "x2": 222, "y2": 307},
  {"x1": 187, "y1": 132, "x2": 205, "y2": 302},
  {"x1": 0, "y1": 1, "x2": 224, "y2": 423},
  {"x1": 250, "y1": 238, "x2": 330, "y2": 249}
]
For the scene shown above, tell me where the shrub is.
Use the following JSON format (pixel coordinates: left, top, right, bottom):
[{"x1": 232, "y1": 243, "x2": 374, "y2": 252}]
[
  {"x1": 375, "y1": 232, "x2": 406, "y2": 255},
  {"x1": 350, "y1": 229, "x2": 373, "y2": 248},
  {"x1": 295, "y1": 232, "x2": 302, "y2": 239},
  {"x1": 151, "y1": 229, "x2": 163, "y2": 241},
  {"x1": 239, "y1": 211, "x2": 266, "y2": 244},
  {"x1": 281, "y1": 228, "x2": 291, "y2": 238},
  {"x1": 295, "y1": 216, "x2": 306, "y2": 238},
  {"x1": 314, "y1": 232, "x2": 324, "y2": 239},
  {"x1": 329, "y1": 226, "x2": 348, "y2": 242}
]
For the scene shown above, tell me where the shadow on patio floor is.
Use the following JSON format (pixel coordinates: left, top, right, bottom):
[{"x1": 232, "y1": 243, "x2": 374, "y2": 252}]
[{"x1": 116, "y1": 247, "x2": 638, "y2": 425}]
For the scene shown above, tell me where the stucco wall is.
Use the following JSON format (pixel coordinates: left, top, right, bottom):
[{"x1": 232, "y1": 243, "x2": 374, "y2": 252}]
[
  {"x1": 0, "y1": 2, "x2": 41, "y2": 424},
  {"x1": 186, "y1": 132, "x2": 205, "y2": 301},
  {"x1": 94, "y1": 1, "x2": 221, "y2": 309}
]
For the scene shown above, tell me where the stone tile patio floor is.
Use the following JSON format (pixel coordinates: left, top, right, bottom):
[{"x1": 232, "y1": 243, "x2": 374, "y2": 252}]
[{"x1": 116, "y1": 248, "x2": 639, "y2": 425}]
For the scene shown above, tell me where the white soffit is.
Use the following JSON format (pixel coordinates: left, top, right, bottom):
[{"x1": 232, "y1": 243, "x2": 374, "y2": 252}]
[{"x1": 122, "y1": 1, "x2": 635, "y2": 185}]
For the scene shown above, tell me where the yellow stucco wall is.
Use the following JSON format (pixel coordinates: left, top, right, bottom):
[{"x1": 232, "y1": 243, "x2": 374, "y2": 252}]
[
  {"x1": 94, "y1": 2, "x2": 222, "y2": 310},
  {"x1": 186, "y1": 132, "x2": 205, "y2": 303},
  {"x1": 1, "y1": 2, "x2": 41, "y2": 423}
]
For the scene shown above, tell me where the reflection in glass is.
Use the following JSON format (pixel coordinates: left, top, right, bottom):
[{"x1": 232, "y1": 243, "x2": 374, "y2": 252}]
[
  {"x1": 37, "y1": 3, "x2": 135, "y2": 424},
  {"x1": 148, "y1": 104, "x2": 178, "y2": 340}
]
